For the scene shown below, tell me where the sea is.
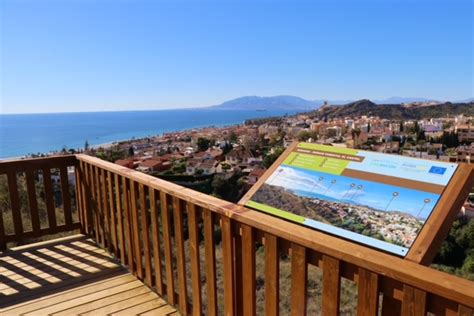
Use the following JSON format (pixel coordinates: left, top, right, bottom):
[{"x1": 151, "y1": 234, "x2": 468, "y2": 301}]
[{"x1": 0, "y1": 108, "x2": 298, "y2": 159}]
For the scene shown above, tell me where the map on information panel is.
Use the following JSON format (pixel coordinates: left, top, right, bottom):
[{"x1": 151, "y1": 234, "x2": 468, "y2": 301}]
[{"x1": 245, "y1": 143, "x2": 458, "y2": 256}]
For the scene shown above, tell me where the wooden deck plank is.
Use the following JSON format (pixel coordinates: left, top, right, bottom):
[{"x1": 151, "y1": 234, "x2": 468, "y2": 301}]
[
  {"x1": 50, "y1": 282, "x2": 150, "y2": 315},
  {"x1": 139, "y1": 303, "x2": 178, "y2": 315},
  {"x1": 0, "y1": 235, "x2": 175, "y2": 316},
  {"x1": 80, "y1": 292, "x2": 161, "y2": 315},
  {"x1": 22, "y1": 280, "x2": 144, "y2": 315},
  {"x1": 1, "y1": 268, "x2": 130, "y2": 312},
  {"x1": 112, "y1": 296, "x2": 170, "y2": 315}
]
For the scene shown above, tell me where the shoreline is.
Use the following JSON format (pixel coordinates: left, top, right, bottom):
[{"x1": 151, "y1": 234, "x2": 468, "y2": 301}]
[
  {"x1": 0, "y1": 120, "x2": 257, "y2": 161},
  {"x1": 1, "y1": 108, "x2": 299, "y2": 160}
]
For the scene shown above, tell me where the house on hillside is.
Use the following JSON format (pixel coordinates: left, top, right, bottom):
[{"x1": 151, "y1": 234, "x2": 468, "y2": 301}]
[
  {"x1": 115, "y1": 159, "x2": 135, "y2": 169},
  {"x1": 136, "y1": 159, "x2": 171, "y2": 173},
  {"x1": 225, "y1": 146, "x2": 255, "y2": 165}
]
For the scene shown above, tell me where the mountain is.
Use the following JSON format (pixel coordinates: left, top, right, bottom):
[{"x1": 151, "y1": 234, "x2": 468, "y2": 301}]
[
  {"x1": 311, "y1": 99, "x2": 474, "y2": 120},
  {"x1": 211, "y1": 95, "x2": 319, "y2": 110},
  {"x1": 210, "y1": 95, "x2": 472, "y2": 112},
  {"x1": 455, "y1": 97, "x2": 474, "y2": 103}
]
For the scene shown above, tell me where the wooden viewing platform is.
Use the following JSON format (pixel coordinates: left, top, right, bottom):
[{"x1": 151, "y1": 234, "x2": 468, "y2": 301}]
[
  {"x1": 0, "y1": 154, "x2": 473, "y2": 315},
  {"x1": 0, "y1": 235, "x2": 177, "y2": 315}
]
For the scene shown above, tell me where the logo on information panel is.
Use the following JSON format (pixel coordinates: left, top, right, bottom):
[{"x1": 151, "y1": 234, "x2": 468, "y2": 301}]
[{"x1": 429, "y1": 166, "x2": 446, "y2": 175}]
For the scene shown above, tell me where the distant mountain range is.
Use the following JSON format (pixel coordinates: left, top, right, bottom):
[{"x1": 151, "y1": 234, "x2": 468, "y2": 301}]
[
  {"x1": 210, "y1": 95, "x2": 316, "y2": 110},
  {"x1": 211, "y1": 95, "x2": 473, "y2": 111}
]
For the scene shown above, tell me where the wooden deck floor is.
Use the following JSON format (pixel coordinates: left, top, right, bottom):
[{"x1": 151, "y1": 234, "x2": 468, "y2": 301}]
[{"x1": 0, "y1": 235, "x2": 178, "y2": 315}]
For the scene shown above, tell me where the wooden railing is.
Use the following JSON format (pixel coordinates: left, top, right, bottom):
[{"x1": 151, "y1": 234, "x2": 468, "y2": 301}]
[
  {"x1": 1, "y1": 154, "x2": 473, "y2": 315},
  {"x1": 74, "y1": 154, "x2": 474, "y2": 316},
  {"x1": 0, "y1": 155, "x2": 80, "y2": 249}
]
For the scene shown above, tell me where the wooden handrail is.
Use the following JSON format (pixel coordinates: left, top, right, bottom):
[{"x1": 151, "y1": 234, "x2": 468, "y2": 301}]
[
  {"x1": 0, "y1": 155, "x2": 80, "y2": 249},
  {"x1": 2, "y1": 154, "x2": 472, "y2": 315},
  {"x1": 75, "y1": 153, "x2": 474, "y2": 315}
]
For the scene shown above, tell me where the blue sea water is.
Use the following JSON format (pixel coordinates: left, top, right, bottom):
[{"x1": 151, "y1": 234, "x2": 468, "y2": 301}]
[{"x1": 0, "y1": 108, "x2": 298, "y2": 159}]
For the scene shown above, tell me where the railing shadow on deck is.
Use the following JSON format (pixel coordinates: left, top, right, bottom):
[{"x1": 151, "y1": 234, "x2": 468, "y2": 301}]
[{"x1": 0, "y1": 235, "x2": 127, "y2": 309}]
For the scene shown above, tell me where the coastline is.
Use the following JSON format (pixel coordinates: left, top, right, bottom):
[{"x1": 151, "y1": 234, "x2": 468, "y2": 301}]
[{"x1": 1, "y1": 108, "x2": 300, "y2": 160}]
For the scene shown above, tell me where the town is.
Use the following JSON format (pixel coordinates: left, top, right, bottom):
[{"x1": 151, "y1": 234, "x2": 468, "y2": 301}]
[{"x1": 73, "y1": 101, "x2": 473, "y2": 204}]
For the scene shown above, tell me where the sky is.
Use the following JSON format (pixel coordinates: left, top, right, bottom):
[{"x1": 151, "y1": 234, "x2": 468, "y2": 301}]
[{"x1": 0, "y1": 0, "x2": 472, "y2": 114}]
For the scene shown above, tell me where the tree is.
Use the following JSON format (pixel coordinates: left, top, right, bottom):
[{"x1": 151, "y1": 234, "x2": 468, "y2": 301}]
[
  {"x1": 84, "y1": 140, "x2": 90, "y2": 151},
  {"x1": 263, "y1": 147, "x2": 285, "y2": 168},
  {"x1": 195, "y1": 168, "x2": 204, "y2": 176},
  {"x1": 297, "y1": 130, "x2": 318, "y2": 142},
  {"x1": 440, "y1": 131, "x2": 459, "y2": 148},
  {"x1": 221, "y1": 141, "x2": 233, "y2": 154},
  {"x1": 128, "y1": 146, "x2": 135, "y2": 157},
  {"x1": 197, "y1": 137, "x2": 211, "y2": 151},
  {"x1": 229, "y1": 132, "x2": 238, "y2": 144}
]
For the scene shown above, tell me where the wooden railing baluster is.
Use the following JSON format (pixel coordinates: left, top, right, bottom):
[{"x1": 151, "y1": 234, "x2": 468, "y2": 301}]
[
  {"x1": 322, "y1": 255, "x2": 341, "y2": 316},
  {"x1": 150, "y1": 188, "x2": 164, "y2": 295},
  {"x1": 130, "y1": 180, "x2": 143, "y2": 279},
  {"x1": 140, "y1": 183, "x2": 153, "y2": 287},
  {"x1": 265, "y1": 233, "x2": 279, "y2": 316},
  {"x1": 59, "y1": 165, "x2": 73, "y2": 227},
  {"x1": 241, "y1": 224, "x2": 256, "y2": 316},
  {"x1": 233, "y1": 224, "x2": 243, "y2": 316},
  {"x1": 222, "y1": 216, "x2": 235, "y2": 316},
  {"x1": 173, "y1": 197, "x2": 188, "y2": 315},
  {"x1": 100, "y1": 168, "x2": 110, "y2": 248},
  {"x1": 291, "y1": 243, "x2": 307, "y2": 316},
  {"x1": 87, "y1": 162, "x2": 96, "y2": 236},
  {"x1": 458, "y1": 305, "x2": 474, "y2": 316},
  {"x1": 81, "y1": 161, "x2": 93, "y2": 235},
  {"x1": 161, "y1": 191, "x2": 176, "y2": 306},
  {"x1": 203, "y1": 208, "x2": 218, "y2": 316},
  {"x1": 107, "y1": 171, "x2": 118, "y2": 253},
  {"x1": 187, "y1": 202, "x2": 201, "y2": 315},
  {"x1": 7, "y1": 171, "x2": 23, "y2": 238},
  {"x1": 25, "y1": 169, "x2": 41, "y2": 235},
  {"x1": 122, "y1": 177, "x2": 134, "y2": 269},
  {"x1": 357, "y1": 268, "x2": 379, "y2": 316},
  {"x1": 75, "y1": 164, "x2": 85, "y2": 234},
  {"x1": 114, "y1": 174, "x2": 126, "y2": 264},
  {"x1": 42, "y1": 167, "x2": 57, "y2": 231},
  {"x1": 90, "y1": 165, "x2": 100, "y2": 242},
  {"x1": 401, "y1": 285, "x2": 426, "y2": 316},
  {"x1": 0, "y1": 200, "x2": 5, "y2": 249}
]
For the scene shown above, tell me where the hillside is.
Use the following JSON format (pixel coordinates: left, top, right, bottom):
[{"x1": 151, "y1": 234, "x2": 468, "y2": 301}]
[{"x1": 309, "y1": 99, "x2": 474, "y2": 120}]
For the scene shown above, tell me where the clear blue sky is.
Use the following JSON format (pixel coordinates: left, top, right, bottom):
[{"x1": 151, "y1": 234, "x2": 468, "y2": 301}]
[{"x1": 1, "y1": 0, "x2": 472, "y2": 114}]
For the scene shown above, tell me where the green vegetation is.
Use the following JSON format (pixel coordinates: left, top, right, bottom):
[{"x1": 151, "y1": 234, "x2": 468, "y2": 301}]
[
  {"x1": 433, "y1": 216, "x2": 474, "y2": 280},
  {"x1": 95, "y1": 146, "x2": 127, "y2": 162},
  {"x1": 263, "y1": 147, "x2": 285, "y2": 168},
  {"x1": 211, "y1": 173, "x2": 245, "y2": 203},
  {"x1": 197, "y1": 137, "x2": 211, "y2": 151},
  {"x1": 297, "y1": 130, "x2": 319, "y2": 142}
]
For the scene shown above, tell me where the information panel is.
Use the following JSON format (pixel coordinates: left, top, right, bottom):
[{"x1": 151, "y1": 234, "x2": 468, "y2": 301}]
[{"x1": 245, "y1": 143, "x2": 458, "y2": 256}]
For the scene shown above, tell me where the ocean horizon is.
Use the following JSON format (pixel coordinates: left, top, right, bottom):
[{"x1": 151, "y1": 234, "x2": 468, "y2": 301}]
[{"x1": 0, "y1": 108, "x2": 298, "y2": 159}]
